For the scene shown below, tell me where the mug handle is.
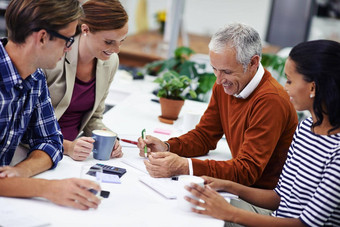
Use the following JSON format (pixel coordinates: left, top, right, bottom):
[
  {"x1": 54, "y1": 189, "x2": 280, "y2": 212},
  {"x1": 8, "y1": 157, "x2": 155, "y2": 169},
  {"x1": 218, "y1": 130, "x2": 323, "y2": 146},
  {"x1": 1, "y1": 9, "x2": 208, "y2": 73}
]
[{"x1": 92, "y1": 136, "x2": 97, "y2": 152}]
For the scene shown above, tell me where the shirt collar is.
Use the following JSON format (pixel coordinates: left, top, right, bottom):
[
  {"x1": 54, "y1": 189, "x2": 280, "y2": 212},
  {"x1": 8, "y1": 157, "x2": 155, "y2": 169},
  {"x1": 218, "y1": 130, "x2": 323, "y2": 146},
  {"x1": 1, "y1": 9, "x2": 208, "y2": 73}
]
[
  {"x1": 0, "y1": 39, "x2": 39, "y2": 92},
  {"x1": 234, "y1": 63, "x2": 264, "y2": 99}
]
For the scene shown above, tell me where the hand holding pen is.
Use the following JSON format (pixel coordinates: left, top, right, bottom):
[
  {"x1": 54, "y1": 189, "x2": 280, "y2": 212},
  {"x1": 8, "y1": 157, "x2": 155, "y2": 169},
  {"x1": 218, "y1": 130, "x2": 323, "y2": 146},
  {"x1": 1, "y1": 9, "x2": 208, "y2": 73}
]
[
  {"x1": 137, "y1": 134, "x2": 171, "y2": 158},
  {"x1": 141, "y1": 129, "x2": 147, "y2": 158}
]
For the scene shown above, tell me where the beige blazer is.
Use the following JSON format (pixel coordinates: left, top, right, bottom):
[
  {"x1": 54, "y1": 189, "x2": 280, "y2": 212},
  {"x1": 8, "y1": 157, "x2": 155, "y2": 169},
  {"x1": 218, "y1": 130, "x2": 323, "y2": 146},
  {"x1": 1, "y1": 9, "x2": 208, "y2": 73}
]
[{"x1": 44, "y1": 35, "x2": 119, "y2": 137}]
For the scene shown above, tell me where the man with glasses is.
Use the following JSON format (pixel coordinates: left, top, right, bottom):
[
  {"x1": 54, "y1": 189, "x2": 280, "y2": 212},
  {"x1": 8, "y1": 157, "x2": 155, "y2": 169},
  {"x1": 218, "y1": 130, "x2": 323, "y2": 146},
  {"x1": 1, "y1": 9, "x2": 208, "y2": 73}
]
[
  {"x1": 0, "y1": 0, "x2": 101, "y2": 210},
  {"x1": 0, "y1": 0, "x2": 80, "y2": 178}
]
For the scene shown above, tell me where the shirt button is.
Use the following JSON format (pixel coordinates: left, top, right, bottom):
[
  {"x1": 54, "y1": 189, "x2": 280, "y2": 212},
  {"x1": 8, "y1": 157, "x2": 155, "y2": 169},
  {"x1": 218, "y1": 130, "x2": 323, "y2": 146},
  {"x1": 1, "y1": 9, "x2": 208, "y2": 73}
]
[{"x1": 7, "y1": 141, "x2": 10, "y2": 145}]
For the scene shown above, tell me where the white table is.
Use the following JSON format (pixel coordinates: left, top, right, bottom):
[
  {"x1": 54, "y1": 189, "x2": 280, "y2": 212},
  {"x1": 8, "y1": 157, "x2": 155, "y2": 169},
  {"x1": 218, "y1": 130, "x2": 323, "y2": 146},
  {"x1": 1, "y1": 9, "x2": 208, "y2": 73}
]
[{"x1": 0, "y1": 71, "x2": 231, "y2": 227}]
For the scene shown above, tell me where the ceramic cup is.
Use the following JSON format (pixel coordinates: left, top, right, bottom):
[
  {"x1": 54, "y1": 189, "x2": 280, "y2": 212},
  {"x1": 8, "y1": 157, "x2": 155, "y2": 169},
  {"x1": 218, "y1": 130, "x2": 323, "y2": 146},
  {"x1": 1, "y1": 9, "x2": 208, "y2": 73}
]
[
  {"x1": 92, "y1": 130, "x2": 117, "y2": 160},
  {"x1": 177, "y1": 175, "x2": 205, "y2": 212},
  {"x1": 182, "y1": 111, "x2": 201, "y2": 132}
]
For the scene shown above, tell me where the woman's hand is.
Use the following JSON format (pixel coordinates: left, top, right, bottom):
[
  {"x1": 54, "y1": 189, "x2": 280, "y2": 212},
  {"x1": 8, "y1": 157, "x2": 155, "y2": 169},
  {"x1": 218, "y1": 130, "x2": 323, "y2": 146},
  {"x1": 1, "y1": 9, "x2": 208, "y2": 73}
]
[
  {"x1": 110, "y1": 140, "x2": 123, "y2": 158},
  {"x1": 201, "y1": 175, "x2": 230, "y2": 191},
  {"x1": 185, "y1": 183, "x2": 235, "y2": 221}
]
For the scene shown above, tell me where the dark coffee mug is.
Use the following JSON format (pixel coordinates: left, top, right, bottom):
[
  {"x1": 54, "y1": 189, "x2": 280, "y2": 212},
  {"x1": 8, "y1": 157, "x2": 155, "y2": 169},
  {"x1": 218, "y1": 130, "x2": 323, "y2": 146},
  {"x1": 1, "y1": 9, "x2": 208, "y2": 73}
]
[{"x1": 92, "y1": 130, "x2": 117, "y2": 160}]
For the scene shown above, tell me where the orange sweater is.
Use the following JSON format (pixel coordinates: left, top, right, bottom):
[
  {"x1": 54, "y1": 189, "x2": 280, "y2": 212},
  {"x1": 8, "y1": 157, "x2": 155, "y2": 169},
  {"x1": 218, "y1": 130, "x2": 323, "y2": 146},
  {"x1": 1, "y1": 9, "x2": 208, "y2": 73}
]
[{"x1": 168, "y1": 70, "x2": 298, "y2": 189}]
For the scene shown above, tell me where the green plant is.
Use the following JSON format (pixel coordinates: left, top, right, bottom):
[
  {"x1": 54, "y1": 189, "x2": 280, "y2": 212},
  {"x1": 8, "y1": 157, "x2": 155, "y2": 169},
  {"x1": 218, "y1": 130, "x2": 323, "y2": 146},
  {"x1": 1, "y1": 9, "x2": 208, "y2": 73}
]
[
  {"x1": 145, "y1": 46, "x2": 216, "y2": 102},
  {"x1": 154, "y1": 71, "x2": 197, "y2": 100},
  {"x1": 261, "y1": 53, "x2": 287, "y2": 82}
]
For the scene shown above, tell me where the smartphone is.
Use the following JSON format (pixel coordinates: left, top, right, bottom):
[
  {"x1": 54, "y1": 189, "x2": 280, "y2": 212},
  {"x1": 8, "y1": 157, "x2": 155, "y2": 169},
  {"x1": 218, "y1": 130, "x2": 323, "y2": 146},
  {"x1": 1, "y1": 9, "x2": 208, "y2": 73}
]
[{"x1": 100, "y1": 190, "x2": 110, "y2": 198}]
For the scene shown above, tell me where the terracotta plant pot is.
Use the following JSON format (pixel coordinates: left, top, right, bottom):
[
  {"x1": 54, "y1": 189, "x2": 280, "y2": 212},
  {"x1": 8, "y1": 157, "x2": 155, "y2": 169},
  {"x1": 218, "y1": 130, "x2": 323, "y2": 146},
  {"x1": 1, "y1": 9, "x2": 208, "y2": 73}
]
[{"x1": 159, "y1": 97, "x2": 184, "y2": 123}]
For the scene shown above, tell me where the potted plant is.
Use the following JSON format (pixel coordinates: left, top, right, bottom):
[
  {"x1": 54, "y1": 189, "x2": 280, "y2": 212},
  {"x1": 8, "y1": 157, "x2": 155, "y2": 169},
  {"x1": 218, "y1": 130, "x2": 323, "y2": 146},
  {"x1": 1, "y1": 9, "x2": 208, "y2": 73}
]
[
  {"x1": 144, "y1": 46, "x2": 216, "y2": 103},
  {"x1": 154, "y1": 70, "x2": 197, "y2": 124}
]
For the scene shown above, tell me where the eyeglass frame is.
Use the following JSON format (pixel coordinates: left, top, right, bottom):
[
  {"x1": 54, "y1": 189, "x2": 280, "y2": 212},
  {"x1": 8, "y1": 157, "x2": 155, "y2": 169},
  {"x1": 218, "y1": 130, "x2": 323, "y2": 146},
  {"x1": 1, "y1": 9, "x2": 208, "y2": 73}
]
[{"x1": 32, "y1": 28, "x2": 75, "y2": 48}]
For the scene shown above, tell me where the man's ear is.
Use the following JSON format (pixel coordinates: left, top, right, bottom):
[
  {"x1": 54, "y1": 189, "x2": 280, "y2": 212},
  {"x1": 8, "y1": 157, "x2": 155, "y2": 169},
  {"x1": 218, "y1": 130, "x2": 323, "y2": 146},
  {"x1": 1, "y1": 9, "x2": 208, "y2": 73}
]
[
  {"x1": 249, "y1": 55, "x2": 260, "y2": 70},
  {"x1": 35, "y1": 29, "x2": 49, "y2": 46}
]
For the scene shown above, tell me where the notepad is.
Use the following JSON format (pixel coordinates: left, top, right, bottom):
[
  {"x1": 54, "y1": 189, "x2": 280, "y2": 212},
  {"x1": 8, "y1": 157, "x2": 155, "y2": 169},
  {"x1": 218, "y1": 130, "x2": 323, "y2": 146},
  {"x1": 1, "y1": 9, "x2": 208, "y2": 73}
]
[
  {"x1": 139, "y1": 175, "x2": 179, "y2": 199},
  {"x1": 101, "y1": 173, "x2": 121, "y2": 184},
  {"x1": 139, "y1": 175, "x2": 239, "y2": 201},
  {"x1": 121, "y1": 157, "x2": 148, "y2": 174},
  {"x1": 0, "y1": 202, "x2": 50, "y2": 227}
]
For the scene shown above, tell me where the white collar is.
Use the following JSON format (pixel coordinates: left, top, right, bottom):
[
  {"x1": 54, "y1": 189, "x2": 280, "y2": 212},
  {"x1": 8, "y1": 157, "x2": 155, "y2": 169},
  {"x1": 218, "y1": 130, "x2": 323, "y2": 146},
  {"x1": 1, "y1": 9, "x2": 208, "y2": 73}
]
[{"x1": 234, "y1": 63, "x2": 264, "y2": 99}]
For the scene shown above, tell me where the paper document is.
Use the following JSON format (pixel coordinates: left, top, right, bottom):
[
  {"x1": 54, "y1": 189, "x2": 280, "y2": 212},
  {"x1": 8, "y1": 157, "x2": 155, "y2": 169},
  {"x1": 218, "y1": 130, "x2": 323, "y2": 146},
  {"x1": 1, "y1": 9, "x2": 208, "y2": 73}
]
[
  {"x1": 0, "y1": 202, "x2": 50, "y2": 227},
  {"x1": 121, "y1": 157, "x2": 148, "y2": 174},
  {"x1": 139, "y1": 175, "x2": 179, "y2": 199},
  {"x1": 139, "y1": 175, "x2": 239, "y2": 201}
]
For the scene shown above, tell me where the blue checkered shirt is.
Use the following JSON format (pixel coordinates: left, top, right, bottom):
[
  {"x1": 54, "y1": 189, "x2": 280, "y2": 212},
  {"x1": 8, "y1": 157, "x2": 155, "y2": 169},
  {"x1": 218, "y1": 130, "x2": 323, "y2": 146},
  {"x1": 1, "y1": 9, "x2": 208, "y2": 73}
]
[{"x1": 0, "y1": 39, "x2": 63, "y2": 168}]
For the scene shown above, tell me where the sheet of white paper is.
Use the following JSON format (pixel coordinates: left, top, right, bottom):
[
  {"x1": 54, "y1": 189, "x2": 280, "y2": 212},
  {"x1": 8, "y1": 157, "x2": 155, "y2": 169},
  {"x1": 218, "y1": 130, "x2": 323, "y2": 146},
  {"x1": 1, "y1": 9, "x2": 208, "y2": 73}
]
[
  {"x1": 0, "y1": 202, "x2": 50, "y2": 227},
  {"x1": 121, "y1": 157, "x2": 148, "y2": 174},
  {"x1": 139, "y1": 175, "x2": 179, "y2": 199}
]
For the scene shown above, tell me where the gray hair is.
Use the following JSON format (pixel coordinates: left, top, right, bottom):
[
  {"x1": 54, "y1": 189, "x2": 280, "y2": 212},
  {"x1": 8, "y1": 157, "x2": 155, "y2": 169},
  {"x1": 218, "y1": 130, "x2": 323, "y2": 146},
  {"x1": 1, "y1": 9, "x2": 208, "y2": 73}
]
[{"x1": 208, "y1": 23, "x2": 262, "y2": 71}]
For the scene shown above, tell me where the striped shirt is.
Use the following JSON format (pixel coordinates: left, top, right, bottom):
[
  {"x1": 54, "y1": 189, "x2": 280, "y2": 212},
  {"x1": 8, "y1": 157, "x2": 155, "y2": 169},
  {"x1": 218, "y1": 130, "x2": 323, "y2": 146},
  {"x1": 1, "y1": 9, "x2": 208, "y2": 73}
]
[
  {"x1": 0, "y1": 38, "x2": 63, "y2": 168},
  {"x1": 273, "y1": 117, "x2": 340, "y2": 226}
]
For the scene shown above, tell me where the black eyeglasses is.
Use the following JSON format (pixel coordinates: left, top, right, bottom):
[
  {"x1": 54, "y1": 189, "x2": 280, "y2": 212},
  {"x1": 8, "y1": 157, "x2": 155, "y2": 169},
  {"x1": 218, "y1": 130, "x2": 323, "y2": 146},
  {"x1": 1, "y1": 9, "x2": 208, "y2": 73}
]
[
  {"x1": 32, "y1": 28, "x2": 75, "y2": 48},
  {"x1": 46, "y1": 29, "x2": 74, "y2": 48}
]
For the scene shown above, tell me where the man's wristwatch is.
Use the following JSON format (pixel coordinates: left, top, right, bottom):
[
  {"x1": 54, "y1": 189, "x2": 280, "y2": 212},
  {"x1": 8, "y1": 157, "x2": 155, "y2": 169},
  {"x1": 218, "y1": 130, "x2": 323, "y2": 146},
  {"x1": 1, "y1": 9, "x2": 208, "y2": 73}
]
[{"x1": 164, "y1": 141, "x2": 170, "y2": 152}]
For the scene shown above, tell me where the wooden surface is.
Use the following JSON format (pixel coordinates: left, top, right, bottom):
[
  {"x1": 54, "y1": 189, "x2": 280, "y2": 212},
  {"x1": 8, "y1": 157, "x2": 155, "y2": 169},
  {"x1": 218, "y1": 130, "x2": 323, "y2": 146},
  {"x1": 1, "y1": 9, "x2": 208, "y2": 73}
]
[
  {"x1": 119, "y1": 30, "x2": 280, "y2": 67},
  {"x1": 119, "y1": 30, "x2": 211, "y2": 67}
]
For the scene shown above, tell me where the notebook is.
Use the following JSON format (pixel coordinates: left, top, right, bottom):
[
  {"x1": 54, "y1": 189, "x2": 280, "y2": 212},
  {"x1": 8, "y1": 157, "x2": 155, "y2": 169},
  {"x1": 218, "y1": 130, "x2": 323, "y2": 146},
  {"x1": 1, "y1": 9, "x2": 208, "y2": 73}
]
[
  {"x1": 121, "y1": 157, "x2": 148, "y2": 174},
  {"x1": 121, "y1": 157, "x2": 238, "y2": 201},
  {"x1": 139, "y1": 175, "x2": 239, "y2": 201},
  {"x1": 139, "y1": 175, "x2": 179, "y2": 199}
]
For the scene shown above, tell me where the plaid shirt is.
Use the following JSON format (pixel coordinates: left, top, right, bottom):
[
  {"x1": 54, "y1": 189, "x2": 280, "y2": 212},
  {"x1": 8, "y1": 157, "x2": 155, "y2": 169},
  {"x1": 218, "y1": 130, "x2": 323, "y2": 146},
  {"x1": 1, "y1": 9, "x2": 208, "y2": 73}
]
[{"x1": 0, "y1": 39, "x2": 63, "y2": 168}]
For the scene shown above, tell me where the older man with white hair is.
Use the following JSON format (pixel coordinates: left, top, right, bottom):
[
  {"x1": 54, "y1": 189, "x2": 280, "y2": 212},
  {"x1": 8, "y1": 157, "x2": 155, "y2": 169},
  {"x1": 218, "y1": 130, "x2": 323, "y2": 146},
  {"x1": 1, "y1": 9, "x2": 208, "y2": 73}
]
[{"x1": 138, "y1": 23, "x2": 298, "y2": 190}]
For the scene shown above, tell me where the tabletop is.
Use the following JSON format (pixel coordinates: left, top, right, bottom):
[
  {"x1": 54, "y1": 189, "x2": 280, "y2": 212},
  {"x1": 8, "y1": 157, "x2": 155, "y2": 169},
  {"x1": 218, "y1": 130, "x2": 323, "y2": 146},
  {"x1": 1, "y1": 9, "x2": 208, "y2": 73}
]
[{"x1": 0, "y1": 71, "x2": 231, "y2": 227}]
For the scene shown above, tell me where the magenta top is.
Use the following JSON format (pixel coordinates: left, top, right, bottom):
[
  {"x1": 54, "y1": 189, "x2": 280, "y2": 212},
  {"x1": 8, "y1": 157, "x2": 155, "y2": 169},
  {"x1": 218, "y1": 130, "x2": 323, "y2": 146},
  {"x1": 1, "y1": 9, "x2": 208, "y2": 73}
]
[{"x1": 58, "y1": 77, "x2": 96, "y2": 140}]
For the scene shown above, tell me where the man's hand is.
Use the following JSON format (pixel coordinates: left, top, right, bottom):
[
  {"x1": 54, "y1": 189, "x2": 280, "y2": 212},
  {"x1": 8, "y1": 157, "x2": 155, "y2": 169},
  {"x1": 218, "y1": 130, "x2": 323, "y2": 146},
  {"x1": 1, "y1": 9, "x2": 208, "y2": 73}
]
[
  {"x1": 66, "y1": 137, "x2": 94, "y2": 161},
  {"x1": 144, "y1": 152, "x2": 189, "y2": 177},
  {"x1": 43, "y1": 178, "x2": 101, "y2": 210},
  {"x1": 137, "y1": 135, "x2": 168, "y2": 157},
  {"x1": 0, "y1": 165, "x2": 28, "y2": 178},
  {"x1": 110, "y1": 140, "x2": 123, "y2": 158}
]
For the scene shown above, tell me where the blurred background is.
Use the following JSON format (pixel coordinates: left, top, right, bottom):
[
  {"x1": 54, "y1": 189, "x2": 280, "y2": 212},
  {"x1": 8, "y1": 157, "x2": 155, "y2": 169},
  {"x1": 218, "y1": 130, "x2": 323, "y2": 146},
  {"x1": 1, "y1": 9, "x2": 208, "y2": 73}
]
[
  {"x1": 1, "y1": 0, "x2": 339, "y2": 65},
  {"x1": 1, "y1": 0, "x2": 338, "y2": 120}
]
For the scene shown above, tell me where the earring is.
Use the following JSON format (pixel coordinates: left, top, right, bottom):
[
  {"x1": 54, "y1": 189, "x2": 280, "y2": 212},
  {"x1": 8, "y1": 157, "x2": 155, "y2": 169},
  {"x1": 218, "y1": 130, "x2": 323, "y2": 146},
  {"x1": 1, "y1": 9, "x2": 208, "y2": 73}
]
[
  {"x1": 310, "y1": 94, "x2": 314, "y2": 98},
  {"x1": 83, "y1": 33, "x2": 87, "y2": 37}
]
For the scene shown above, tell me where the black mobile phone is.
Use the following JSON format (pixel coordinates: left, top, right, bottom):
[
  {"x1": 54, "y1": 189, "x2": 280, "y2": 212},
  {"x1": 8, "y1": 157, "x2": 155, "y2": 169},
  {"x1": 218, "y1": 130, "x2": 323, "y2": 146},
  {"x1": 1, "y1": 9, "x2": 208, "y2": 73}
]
[
  {"x1": 93, "y1": 163, "x2": 127, "y2": 178},
  {"x1": 88, "y1": 189, "x2": 110, "y2": 199},
  {"x1": 100, "y1": 190, "x2": 110, "y2": 198}
]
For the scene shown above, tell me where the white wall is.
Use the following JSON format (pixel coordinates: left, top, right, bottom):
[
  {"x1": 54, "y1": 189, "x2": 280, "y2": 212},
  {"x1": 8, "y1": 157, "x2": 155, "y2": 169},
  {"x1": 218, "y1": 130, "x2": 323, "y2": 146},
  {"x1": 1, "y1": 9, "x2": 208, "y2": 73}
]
[{"x1": 121, "y1": 0, "x2": 272, "y2": 40}]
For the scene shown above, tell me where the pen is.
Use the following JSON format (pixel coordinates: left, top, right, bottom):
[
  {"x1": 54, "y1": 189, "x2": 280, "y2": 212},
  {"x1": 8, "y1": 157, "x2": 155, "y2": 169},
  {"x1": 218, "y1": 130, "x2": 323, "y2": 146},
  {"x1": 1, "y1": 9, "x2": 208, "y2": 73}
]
[
  {"x1": 151, "y1": 98, "x2": 160, "y2": 103},
  {"x1": 120, "y1": 139, "x2": 138, "y2": 145},
  {"x1": 141, "y1": 129, "x2": 147, "y2": 158},
  {"x1": 171, "y1": 176, "x2": 178, "y2": 181}
]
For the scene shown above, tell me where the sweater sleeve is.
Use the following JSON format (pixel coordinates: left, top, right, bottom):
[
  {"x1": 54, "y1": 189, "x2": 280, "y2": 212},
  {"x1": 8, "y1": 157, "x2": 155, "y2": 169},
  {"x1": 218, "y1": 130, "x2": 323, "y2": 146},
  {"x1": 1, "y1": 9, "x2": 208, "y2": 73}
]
[{"x1": 167, "y1": 83, "x2": 224, "y2": 157}]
